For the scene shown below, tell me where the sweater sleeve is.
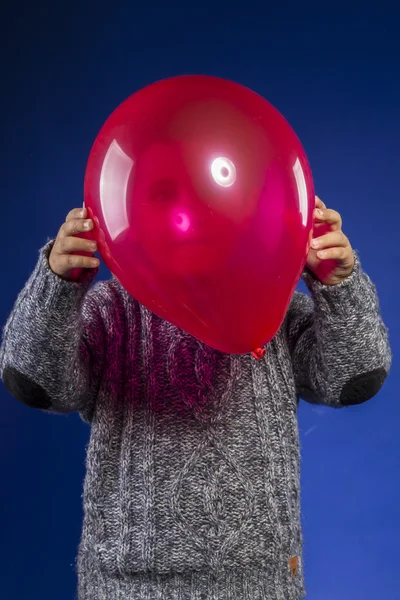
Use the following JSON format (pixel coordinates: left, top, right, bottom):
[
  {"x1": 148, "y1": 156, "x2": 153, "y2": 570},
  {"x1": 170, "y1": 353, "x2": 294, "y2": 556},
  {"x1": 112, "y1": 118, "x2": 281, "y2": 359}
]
[
  {"x1": 285, "y1": 253, "x2": 392, "y2": 407},
  {"x1": 0, "y1": 241, "x2": 105, "y2": 422}
]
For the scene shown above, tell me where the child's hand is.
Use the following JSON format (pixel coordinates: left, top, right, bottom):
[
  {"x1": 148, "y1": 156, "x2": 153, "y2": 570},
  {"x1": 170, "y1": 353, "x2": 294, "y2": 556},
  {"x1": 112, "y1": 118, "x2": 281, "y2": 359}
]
[
  {"x1": 49, "y1": 207, "x2": 100, "y2": 281},
  {"x1": 306, "y1": 196, "x2": 355, "y2": 286}
]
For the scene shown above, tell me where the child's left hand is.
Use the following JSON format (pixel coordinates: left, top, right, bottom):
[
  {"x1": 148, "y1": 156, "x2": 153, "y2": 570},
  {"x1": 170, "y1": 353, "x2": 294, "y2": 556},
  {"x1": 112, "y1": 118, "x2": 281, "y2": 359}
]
[{"x1": 306, "y1": 196, "x2": 355, "y2": 286}]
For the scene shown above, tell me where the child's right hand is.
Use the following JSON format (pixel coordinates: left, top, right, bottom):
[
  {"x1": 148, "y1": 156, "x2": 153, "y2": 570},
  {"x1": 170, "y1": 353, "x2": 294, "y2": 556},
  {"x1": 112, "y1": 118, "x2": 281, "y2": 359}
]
[{"x1": 49, "y1": 207, "x2": 100, "y2": 281}]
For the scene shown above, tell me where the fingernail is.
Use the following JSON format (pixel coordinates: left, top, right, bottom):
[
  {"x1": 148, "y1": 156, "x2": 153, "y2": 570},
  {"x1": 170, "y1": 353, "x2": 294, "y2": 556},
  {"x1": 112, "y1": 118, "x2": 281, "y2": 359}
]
[
  {"x1": 311, "y1": 239, "x2": 320, "y2": 248},
  {"x1": 316, "y1": 209, "x2": 323, "y2": 217},
  {"x1": 80, "y1": 209, "x2": 85, "y2": 218},
  {"x1": 91, "y1": 258, "x2": 99, "y2": 267},
  {"x1": 89, "y1": 242, "x2": 97, "y2": 251},
  {"x1": 84, "y1": 220, "x2": 91, "y2": 229}
]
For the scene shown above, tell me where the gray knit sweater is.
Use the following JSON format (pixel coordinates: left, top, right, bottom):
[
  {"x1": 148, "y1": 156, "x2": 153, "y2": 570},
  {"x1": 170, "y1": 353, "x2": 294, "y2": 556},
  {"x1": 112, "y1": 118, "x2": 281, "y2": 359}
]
[{"x1": 0, "y1": 242, "x2": 391, "y2": 600}]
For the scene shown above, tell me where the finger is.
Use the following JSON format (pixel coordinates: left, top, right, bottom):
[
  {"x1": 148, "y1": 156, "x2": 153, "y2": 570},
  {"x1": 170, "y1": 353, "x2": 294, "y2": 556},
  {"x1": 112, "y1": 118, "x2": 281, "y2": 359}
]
[
  {"x1": 57, "y1": 236, "x2": 97, "y2": 255},
  {"x1": 315, "y1": 196, "x2": 326, "y2": 210},
  {"x1": 59, "y1": 218, "x2": 93, "y2": 238},
  {"x1": 316, "y1": 246, "x2": 351, "y2": 261},
  {"x1": 55, "y1": 253, "x2": 100, "y2": 270},
  {"x1": 66, "y1": 207, "x2": 87, "y2": 222},
  {"x1": 311, "y1": 231, "x2": 349, "y2": 251},
  {"x1": 313, "y1": 207, "x2": 342, "y2": 230}
]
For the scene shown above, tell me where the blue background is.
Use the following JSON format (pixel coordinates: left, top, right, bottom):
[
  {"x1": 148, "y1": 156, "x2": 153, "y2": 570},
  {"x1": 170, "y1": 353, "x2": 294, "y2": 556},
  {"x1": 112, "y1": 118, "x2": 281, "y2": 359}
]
[{"x1": 1, "y1": 2, "x2": 398, "y2": 598}]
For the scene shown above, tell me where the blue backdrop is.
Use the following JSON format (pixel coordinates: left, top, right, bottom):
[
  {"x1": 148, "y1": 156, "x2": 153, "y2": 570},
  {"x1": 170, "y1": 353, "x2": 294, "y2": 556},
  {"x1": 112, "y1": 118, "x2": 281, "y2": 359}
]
[{"x1": 1, "y1": 2, "x2": 398, "y2": 599}]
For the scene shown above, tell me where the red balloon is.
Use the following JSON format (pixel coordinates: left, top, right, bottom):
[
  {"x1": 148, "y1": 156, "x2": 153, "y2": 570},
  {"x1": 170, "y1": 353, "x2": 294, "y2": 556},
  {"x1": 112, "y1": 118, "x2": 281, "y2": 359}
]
[{"x1": 84, "y1": 75, "x2": 314, "y2": 354}]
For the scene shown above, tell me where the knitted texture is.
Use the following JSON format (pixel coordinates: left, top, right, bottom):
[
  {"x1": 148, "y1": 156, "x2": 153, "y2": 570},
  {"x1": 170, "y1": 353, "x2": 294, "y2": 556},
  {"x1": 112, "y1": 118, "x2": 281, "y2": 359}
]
[{"x1": 0, "y1": 242, "x2": 391, "y2": 600}]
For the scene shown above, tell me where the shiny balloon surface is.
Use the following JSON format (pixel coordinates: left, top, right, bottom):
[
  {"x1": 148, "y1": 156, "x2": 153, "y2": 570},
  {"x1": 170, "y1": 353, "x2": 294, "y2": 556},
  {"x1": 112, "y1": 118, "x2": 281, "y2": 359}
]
[{"x1": 84, "y1": 75, "x2": 314, "y2": 353}]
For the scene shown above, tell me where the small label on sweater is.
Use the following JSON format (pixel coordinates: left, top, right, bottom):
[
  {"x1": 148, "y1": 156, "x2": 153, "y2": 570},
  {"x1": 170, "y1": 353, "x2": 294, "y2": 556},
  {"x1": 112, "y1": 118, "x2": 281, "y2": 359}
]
[{"x1": 289, "y1": 556, "x2": 298, "y2": 579}]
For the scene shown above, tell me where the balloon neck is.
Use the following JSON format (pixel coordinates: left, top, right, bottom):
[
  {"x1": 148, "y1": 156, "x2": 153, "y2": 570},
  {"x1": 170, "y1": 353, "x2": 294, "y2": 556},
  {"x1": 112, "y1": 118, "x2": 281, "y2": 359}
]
[{"x1": 251, "y1": 347, "x2": 266, "y2": 360}]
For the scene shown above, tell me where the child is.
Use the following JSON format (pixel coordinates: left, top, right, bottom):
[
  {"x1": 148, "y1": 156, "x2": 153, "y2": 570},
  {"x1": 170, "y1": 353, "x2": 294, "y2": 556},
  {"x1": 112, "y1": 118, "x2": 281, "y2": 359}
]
[{"x1": 0, "y1": 196, "x2": 391, "y2": 600}]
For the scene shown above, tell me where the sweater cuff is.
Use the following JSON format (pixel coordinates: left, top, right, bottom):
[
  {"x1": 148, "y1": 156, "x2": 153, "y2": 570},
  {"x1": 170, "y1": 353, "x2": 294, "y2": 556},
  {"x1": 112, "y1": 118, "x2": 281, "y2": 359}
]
[
  {"x1": 33, "y1": 239, "x2": 99, "y2": 311},
  {"x1": 301, "y1": 252, "x2": 366, "y2": 313}
]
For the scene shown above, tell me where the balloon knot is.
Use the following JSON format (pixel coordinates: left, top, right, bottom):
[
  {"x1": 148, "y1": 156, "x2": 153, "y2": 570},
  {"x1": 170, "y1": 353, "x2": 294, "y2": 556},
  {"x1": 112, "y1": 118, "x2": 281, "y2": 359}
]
[{"x1": 252, "y1": 347, "x2": 266, "y2": 360}]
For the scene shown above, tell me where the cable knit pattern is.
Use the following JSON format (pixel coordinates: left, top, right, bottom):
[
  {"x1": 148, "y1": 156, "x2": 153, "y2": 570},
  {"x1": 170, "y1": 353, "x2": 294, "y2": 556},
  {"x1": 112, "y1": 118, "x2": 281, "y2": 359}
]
[{"x1": 0, "y1": 242, "x2": 391, "y2": 600}]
